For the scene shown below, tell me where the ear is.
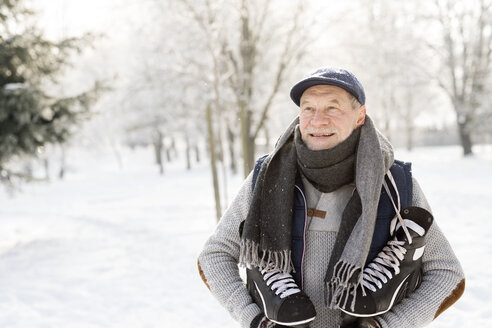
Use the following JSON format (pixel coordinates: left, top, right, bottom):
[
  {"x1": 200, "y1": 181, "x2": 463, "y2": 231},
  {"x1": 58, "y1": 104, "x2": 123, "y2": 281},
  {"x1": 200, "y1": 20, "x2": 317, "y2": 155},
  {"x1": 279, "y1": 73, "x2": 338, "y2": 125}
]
[{"x1": 356, "y1": 105, "x2": 366, "y2": 126}]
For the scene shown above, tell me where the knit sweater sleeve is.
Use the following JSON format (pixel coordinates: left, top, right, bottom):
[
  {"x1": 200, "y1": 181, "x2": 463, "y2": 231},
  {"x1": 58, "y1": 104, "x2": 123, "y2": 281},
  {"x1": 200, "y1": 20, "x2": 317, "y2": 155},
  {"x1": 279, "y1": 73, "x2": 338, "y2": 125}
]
[
  {"x1": 377, "y1": 177, "x2": 465, "y2": 328},
  {"x1": 198, "y1": 171, "x2": 262, "y2": 328}
]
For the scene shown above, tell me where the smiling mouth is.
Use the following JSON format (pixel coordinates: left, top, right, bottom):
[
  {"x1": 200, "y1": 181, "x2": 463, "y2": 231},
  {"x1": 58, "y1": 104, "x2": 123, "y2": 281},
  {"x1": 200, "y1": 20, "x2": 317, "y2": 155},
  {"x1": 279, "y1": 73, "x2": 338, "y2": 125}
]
[{"x1": 310, "y1": 133, "x2": 335, "y2": 137}]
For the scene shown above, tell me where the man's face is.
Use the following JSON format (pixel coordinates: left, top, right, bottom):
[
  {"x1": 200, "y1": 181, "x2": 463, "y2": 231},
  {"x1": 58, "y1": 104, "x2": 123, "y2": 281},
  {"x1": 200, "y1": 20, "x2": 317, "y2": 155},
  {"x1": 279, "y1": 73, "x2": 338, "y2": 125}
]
[{"x1": 299, "y1": 85, "x2": 366, "y2": 150}]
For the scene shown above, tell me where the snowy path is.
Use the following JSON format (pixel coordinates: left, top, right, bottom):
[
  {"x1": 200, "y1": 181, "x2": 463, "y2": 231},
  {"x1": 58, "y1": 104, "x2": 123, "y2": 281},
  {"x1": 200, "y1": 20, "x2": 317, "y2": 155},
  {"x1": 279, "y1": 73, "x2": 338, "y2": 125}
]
[{"x1": 0, "y1": 146, "x2": 490, "y2": 327}]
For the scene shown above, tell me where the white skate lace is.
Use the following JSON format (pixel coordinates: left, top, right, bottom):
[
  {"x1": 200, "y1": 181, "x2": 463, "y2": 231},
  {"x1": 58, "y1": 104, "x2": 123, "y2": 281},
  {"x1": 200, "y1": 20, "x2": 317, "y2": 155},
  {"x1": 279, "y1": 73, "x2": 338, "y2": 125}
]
[
  {"x1": 361, "y1": 173, "x2": 426, "y2": 293},
  {"x1": 261, "y1": 267, "x2": 301, "y2": 299},
  {"x1": 383, "y1": 172, "x2": 413, "y2": 242},
  {"x1": 362, "y1": 219, "x2": 425, "y2": 293}
]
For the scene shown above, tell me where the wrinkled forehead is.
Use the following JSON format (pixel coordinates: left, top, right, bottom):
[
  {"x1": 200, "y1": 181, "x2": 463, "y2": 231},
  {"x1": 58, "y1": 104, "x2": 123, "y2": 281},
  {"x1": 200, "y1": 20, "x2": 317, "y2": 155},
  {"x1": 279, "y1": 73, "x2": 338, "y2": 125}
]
[{"x1": 300, "y1": 85, "x2": 352, "y2": 104}]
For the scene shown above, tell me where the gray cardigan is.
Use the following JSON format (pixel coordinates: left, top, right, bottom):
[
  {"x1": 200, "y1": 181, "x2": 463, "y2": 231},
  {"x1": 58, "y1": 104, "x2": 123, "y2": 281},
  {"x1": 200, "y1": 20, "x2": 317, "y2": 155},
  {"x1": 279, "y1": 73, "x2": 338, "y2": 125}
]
[{"x1": 198, "y1": 172, "x2": 465, "y2": 328}]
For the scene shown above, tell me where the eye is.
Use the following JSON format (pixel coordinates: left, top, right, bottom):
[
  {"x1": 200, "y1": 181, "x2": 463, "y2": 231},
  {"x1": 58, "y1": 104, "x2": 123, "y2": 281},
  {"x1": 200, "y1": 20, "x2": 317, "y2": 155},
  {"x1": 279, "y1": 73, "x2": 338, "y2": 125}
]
[
  {"x1": 327, "y1": 106, "x2": 342, "y2": 114},
  {"x1": 301, "y1": 106, "x2": 314, "y2": 113}
]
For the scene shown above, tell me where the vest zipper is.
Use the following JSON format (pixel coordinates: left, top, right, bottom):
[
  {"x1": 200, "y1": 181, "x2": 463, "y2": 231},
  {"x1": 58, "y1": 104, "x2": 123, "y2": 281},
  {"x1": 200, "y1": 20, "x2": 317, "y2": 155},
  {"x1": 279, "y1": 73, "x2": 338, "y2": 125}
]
[{"x1": 295, "y1": 185, "x2": 308, "y2": 289}]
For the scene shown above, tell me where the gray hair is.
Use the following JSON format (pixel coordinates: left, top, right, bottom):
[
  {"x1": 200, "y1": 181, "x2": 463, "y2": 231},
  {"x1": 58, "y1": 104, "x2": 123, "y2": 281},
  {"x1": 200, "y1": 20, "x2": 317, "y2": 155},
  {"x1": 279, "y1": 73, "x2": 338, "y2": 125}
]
[{"x1": 349, "y1": 94, "x2": 362, "y2": 110}]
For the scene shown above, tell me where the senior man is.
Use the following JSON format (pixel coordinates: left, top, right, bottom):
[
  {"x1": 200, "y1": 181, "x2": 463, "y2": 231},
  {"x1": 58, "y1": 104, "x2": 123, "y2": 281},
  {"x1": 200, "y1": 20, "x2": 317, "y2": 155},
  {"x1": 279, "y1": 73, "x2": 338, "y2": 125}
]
[{"x1": 198, "y1": 67, "x2": 465, "y2": 328}]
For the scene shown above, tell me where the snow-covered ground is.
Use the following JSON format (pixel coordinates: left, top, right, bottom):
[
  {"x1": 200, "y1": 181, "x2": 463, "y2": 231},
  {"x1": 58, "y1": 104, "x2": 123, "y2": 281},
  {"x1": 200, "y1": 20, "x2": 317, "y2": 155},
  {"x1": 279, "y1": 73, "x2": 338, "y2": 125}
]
[{"x1": 0, "y1": 145, "x2": 490, "y2": 328}]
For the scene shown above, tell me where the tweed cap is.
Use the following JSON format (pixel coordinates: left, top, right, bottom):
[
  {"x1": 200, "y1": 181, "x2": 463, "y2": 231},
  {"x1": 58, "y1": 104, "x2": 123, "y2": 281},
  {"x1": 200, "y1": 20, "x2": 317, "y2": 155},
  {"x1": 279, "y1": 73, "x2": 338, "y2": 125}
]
[{"x1": 290, "y1": 67, "x2": 365, "y2": 106}]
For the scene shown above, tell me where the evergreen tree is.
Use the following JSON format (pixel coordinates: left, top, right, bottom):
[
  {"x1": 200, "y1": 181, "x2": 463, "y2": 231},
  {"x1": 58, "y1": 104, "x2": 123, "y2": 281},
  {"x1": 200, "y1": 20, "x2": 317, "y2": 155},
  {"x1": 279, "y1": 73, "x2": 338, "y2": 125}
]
[{"x1": 0, "y1": 0, "x2": 101, "y2": 184}]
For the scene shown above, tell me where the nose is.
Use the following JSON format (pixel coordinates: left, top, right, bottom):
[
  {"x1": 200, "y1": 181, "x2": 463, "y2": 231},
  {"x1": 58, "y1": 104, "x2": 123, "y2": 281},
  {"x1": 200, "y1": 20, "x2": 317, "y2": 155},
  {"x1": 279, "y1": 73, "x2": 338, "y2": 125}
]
[{"x1": 310, "y1": 108, "x2": 330, "y2": 127}]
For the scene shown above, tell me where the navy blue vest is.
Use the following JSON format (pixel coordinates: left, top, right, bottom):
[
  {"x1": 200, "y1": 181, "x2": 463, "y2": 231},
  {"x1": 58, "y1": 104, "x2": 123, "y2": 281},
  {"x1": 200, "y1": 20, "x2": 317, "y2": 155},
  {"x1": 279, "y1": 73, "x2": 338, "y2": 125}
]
[{"x1": 250, "y1": 155, "x2": 413, "y2": 287}]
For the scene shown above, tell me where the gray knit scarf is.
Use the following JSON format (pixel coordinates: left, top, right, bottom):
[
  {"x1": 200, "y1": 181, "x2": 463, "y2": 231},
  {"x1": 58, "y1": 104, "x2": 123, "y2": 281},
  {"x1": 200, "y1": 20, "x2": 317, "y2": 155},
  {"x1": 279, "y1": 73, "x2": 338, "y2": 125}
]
[
  {"x1": 239, "y1": 115, "x2": 393, "y2": 310},
  {"x1": 295, "y1": 126, "x2": 360, "y2": 193}
]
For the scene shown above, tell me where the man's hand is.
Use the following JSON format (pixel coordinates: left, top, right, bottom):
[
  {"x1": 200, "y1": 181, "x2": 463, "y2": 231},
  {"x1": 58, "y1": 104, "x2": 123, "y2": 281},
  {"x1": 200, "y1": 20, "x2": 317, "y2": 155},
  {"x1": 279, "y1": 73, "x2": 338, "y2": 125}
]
[
  {"x1": 358, "y1": 317, "x2": 382, "y2": 328},
  {"x1": 251, "y1": 315, "x2": 276, "y2": 328}
]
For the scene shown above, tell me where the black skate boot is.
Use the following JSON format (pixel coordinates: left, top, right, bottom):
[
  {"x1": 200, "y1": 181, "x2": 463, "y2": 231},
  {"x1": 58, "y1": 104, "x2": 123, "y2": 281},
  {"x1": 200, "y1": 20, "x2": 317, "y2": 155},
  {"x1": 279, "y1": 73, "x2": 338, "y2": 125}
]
[
  {"x1": 339, "y1": 206, "x2": 433, "y2": 317},
  {"x1": 247, "y1": 265, "x2": 316, "y2": 326}
]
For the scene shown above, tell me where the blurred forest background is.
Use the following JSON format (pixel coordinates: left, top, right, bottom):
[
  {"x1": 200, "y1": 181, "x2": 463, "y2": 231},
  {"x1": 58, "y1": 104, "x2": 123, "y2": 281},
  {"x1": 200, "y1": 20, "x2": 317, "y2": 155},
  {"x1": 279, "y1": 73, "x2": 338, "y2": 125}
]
[{"x1": 2, "y1": 0, "x2": 492, "y2": 220}]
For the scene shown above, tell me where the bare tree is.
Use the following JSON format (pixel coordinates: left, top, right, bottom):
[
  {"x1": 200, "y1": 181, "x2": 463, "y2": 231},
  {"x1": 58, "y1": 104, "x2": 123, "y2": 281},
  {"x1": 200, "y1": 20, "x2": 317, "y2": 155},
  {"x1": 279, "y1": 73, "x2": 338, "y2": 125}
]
[
  {"x1": 206, "y1": 104, "x2": 222, "y2": 221},
  {"x1": 348, "y1": 0, "x2": 432, "y2": 148},
  {"x1": 428, "y1": 0, "x2": 492, "y2": 155},
  {"x1": 226, "y1": 0, "x2": 310, "y2": 175},
  {"x1": 176, "y1": 0, "x2": 310, "y2": 177}
]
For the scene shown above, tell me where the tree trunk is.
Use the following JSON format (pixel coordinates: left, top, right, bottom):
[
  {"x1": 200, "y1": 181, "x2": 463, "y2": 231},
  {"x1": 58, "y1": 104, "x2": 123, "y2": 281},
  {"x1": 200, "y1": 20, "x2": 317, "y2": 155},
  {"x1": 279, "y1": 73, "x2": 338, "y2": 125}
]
[
  {"x1": 216, "y1": 128, "x2": 224, "y2": 164},
  {"x1": 239, "y1": 0, "x2": 256, "y2": 177},
  {"x1": 240, "y1": 106, "x2": 254, "y2": 177},
  {"x1": 165, "y1": 141, "x2": 172, "y2": 162},
  {"x1": 206, "y1": 105, "x2": 222, "y2": 222},
  {"x1": 171, "y1": 137, "x2": 177, "y2": 159},
  {"x1": 23, "y1": 162, "x2": 33, "y2": 181},
  {"x1": 185, "y1": 132, "x2": 191, "y2": 170},
  {"x1": 153, "y1": 129, "x2": 164, "y2": 175},
  {"x1": 247, "y1": 133, "x2": 255, "y2": 174},
  {"x1": 457, "y1": 119, "x2": 473, "y2": 156},
  {"x1": 194, "y1": 143, "x2": 200, "y2": 163},
  {"x1": 58, "y1": 145, "x2": 66, "y2": 180},
  {"x1": 453, "y1": 99, "x2": 474, "y2": 156},
  {"x1": 227, "y1": 124, "x2": 237, "y2": 175},
  {"x1": 43, "y1": 158, "x2": 50, "y2": 181},
  {"x1": 240, "y1": 102, "x2": 248, "y2": 176}
]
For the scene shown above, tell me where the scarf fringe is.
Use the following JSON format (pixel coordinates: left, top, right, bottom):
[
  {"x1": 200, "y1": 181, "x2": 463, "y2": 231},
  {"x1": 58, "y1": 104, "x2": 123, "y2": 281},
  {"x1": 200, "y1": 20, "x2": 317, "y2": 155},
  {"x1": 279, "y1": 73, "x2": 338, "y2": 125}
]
[
  {"x1": 239, "y1": 239, "x2": 294, "y2": 273},
  {"x1": 324, "y1": 260, "x2": 362, "y2": 311}
]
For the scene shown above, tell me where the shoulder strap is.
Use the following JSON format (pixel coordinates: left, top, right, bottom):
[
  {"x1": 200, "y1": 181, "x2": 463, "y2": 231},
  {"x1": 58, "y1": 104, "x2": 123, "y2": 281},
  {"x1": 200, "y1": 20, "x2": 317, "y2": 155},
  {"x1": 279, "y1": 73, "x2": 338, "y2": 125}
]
[
  {"x1": 251, "y1": 154, "x2": 268, "y2": 192},
  {"x1": 388, "y1": 159, "x2": 413, "y2": 208},
  {"x1": 382, "y1": 160, "x2": 414, "y2": 239},
  {"x1": 240, "y1": 154, "x2": 268, "y2": 238}
]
